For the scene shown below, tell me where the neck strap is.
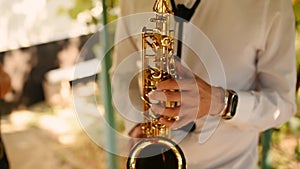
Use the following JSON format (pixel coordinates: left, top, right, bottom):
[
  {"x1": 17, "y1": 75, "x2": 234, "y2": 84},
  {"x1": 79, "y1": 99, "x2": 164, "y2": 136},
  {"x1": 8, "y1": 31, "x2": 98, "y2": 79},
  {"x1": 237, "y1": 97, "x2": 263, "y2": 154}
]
[{"x1": 170, "y1": 0, "x2": 201, "y2": 22}]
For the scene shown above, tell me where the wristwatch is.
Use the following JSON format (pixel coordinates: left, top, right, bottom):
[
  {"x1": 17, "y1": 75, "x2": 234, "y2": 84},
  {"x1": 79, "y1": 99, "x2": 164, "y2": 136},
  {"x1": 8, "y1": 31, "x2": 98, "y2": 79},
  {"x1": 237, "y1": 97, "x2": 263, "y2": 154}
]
[{"x1": 222, "y1": 90, "x2": 238, "y2": 120}]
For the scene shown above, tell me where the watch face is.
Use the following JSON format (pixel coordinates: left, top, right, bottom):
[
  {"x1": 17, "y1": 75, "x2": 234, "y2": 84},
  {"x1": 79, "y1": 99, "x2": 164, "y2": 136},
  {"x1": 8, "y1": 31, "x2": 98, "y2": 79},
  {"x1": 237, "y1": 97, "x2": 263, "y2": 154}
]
[
  {"x1": 222, "y1": 90, "x2": 238, "y2": 120},
  {"x1": 230, "y1": 93, "x2": 238, "y2": 117}
]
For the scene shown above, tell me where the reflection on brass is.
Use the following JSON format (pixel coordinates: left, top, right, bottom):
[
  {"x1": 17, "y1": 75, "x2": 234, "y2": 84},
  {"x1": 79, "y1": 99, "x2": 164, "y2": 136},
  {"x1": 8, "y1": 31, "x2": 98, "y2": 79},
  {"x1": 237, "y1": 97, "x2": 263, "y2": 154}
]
[{"x1": 127, "y1": 1, "x2": 186, "y2": 169}]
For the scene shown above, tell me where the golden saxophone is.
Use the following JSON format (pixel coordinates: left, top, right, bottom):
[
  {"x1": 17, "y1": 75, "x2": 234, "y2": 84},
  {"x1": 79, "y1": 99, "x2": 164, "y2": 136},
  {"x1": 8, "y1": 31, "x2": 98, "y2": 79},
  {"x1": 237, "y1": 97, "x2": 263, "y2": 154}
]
[{"x1": 127, "y1": 0, "x2": 186, "y2": 168}]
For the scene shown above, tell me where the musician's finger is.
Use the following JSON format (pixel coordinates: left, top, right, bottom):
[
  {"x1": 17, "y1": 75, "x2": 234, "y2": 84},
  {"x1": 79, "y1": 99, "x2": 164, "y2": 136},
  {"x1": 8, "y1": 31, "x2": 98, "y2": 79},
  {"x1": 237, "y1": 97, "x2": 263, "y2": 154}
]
[
  {"x1": 151, "y1": 104, "x2": 180, "y2": 117},
  {"x1": 149, "y1": 90, "x2": 181, "y2": 102},
  {"x1": 156, "y1": 78, "x2": 198, "y2": 91},
  {"x1": 159, "y1": 115, "x2": 194, "y2": 129},
  {"x1": 159, "y1": 117, "x2": 175, "y2": 128}
]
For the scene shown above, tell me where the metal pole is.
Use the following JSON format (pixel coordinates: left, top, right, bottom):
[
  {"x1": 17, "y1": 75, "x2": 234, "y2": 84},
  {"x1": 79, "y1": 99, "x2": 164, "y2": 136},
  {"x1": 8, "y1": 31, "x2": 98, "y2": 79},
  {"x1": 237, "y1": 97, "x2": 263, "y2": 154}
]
[
  {"x1": 99, "y1": 0, "x2": 117, "y2": 168},
  {"x1": 261, "y1": 129, "x2": 273, "y2": 169}
]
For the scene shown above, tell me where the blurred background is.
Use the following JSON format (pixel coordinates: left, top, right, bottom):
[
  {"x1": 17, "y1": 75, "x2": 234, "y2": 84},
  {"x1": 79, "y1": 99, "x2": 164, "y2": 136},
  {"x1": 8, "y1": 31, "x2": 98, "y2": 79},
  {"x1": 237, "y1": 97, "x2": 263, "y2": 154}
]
[{"x1": 0, "y1": 0, "x2": 300, "y2": 169}]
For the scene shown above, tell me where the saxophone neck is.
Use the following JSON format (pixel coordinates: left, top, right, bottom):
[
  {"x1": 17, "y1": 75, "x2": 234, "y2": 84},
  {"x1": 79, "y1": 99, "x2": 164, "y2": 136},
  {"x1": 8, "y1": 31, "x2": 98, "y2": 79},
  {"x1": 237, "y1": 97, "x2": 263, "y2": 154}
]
[{"x1": 153, "y1": 0, "x2": 173, "y2": 14}]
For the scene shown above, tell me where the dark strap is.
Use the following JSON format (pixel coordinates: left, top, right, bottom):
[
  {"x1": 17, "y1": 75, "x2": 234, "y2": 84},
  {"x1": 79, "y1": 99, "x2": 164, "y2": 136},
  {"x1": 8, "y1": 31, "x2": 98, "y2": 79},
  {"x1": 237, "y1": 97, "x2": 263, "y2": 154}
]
[
  {"x1": 170, "y1": 0, "x2": 201, "y2": 59},
  {"x1": 171, "y1": 0, "x2": 201, "y2": 22}
]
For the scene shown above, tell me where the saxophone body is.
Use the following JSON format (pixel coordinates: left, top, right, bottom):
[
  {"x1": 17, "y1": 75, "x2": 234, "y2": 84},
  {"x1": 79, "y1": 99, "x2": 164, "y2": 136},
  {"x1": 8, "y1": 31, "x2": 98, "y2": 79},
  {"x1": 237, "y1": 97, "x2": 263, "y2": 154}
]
[{"x1": 127, "y1": 1, "x2": 186, "y2": 168}]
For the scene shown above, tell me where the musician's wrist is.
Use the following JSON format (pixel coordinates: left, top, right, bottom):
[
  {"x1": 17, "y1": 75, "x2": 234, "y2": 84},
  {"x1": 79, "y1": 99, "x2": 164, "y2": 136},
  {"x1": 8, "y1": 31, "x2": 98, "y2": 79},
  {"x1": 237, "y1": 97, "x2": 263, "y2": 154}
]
[{"x1": 209, "y1": 87, "x2": 226, "y2": 116}]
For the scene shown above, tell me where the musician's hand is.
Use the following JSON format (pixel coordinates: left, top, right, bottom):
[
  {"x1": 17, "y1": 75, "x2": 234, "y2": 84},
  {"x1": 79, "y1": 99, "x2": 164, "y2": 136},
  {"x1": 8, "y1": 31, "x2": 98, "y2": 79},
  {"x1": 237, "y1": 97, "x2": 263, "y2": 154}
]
[
  {"x1": 0, "y1": 64, "x2": 11, "y2": 99},
  {"x1": 148, "y1": 61, "x2": 225, "y2": 129},
  {"x1": 128, "y1": 124, "x2": 147, "y2": 148}
]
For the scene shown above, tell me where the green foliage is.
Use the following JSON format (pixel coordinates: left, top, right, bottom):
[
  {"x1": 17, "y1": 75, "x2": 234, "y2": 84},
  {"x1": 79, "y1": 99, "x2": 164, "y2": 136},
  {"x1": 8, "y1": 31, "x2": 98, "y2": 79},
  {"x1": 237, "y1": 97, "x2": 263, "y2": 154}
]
[
  {"x1": 289, "y1": 116, "x2": 300, "y2": 136},
  {"x1": 294, "y1": 1, "x2": 300, "y2": 69},
  {"x1": 58, "y1": 0, "x2": 119, "y2": 27},
  {"x1": 69, "y1": 0, "x2": 94, "y2": 20},
  {"x1": 295, "y1": 141, "x2": 300, "y2": 161},
  {"x1": 294, "y1": 1, "x2": 300, "y2": 33}
]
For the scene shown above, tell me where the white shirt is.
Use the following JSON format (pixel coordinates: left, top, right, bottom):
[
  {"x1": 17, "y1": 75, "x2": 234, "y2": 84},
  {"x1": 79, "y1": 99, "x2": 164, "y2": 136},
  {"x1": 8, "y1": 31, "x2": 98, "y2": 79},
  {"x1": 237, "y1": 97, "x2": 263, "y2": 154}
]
[{"x1": 111, "y1": 0, "x2": 296, "y2": 168}]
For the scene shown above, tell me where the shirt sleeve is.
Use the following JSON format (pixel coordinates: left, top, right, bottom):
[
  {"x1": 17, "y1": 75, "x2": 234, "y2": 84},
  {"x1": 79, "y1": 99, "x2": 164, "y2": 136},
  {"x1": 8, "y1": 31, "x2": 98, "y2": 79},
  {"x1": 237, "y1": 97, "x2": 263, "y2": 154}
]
[{"x1": 227, "y1": 1, "x2": 297, "y2": 131}]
